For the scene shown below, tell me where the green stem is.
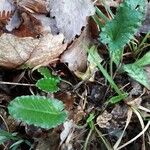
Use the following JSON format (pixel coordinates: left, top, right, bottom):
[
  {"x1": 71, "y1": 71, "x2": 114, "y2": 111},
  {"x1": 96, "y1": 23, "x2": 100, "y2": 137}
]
[
  {"x1": 92, "y1": 15, "x2": 104, "y2": 28},
  {"x1": 95, "y1": 6, "x2": 109, "y2": 23},
  {"x1": 95, "y1": 127, "x2": 113, "y2": 150},
  {"x1": 96, "y1": 61, "x2": 123, "y2": 96},
  {"x1": 83, "y1": 129, "x2": 93, "y2": 150}
]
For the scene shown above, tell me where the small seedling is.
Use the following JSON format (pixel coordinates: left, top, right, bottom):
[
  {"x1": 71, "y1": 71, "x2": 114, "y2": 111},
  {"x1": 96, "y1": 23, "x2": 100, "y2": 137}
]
[{"x1": 8, "y1": 67, "x2": 68, "y2": 129}]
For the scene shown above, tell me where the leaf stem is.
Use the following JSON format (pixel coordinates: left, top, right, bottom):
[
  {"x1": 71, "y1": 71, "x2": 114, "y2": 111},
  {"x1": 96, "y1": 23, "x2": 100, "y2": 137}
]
[{"x1": 95, "y1": 6, "x2": 109, "y2": 23}]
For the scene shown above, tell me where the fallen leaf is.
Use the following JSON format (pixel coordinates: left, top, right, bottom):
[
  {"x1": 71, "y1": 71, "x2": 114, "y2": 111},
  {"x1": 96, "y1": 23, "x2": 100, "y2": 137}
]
[
  {"x1": 6, "y1": 10, "x2": 22, "y2": 31},
  {"x1": 61, "y1": 27, "x2": 90, "y2": 72},
  {"x1": 96, "y1": 110, "x2": 112, "y2": 129},
  {"x1": 0, "y1": 33, "x2": 67, "y2": 68},
  {"x1": 60, "y1": 120, "x2": 74, "y2": 145},
  {"x1": 32, "y1": 14, "x2": 59, "y2": 34},
  {"x1": 139, "y1": 3, "x2": 150, "y2": 33},
  {"x1": 0, "y1": 0, "x2": 15, "y2": 20},
  {"x1": 0, "y1": 0, "x2": 16, "y2": 29},
  {"x1": 18, "y1": 0, "x2": 48, "y2": 14},
  {"x1": 49, "y1": 0, "x2": 95, "y2": 42}
]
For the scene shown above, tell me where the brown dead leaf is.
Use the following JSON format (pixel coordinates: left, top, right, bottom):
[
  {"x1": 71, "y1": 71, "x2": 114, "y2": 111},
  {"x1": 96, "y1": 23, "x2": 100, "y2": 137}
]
[
  {"x1": 61, "y1": 27, "x2": 91, "y2": 72},
  {"x1": 0, "y1": 0, "x2": 16, "y2": 30},
  {"x1": 96, "y1": 110, "x2": 112, "y2": 128},
  {"x1": 0, "y1": 0, "x2": 15, "y2": 20},
  {"x1": 0, "y1": 33, "x2": 67, "y2": 68},
  {"x1": 18, "y1": 0, "x2": 48, "y2": 14},
  {"x1": 6, "y1": 10, "x2": 22, "y2": 31}
]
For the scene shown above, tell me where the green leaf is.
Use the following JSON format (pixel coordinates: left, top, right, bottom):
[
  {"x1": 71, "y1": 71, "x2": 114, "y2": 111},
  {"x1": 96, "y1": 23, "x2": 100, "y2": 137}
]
[
  {"x1": 123, "y1": 51, "x2": 150, "y2": 89},
  {"x1": 100, "y1": 0, "x2": 146, "y2": 62},
  {"x1": 8, "y1": 96, "x2": 68, "y2": 129},
  {"x1": 86, "y1": 113, "x2": 95, "y2": 124},
  {"x1": 37, "y1": 67, "x2": 61, "y2": 93},
  {"x1": 38, "y1": 67, "x2": 60, "y2": 81},
  {"x1": 134, "y1": 52, "x2": 150, "y2": 67},
  {"x1": 123, "y1": 64, "x2": 150, "y2": 89},
  {"x1": 38, "y1": 67, "x2": 52, "y2": 78},
  {"x1": 36, "y1": 78, "x2": 60, "y2": 93},
  {"x1": 0, "y1": 130, "x2": 18, "y2": 144},
  {"x1": 88, "y1": 46, "x2": 124, "y2": 96},
  {"x1": 108, "y1": 93, "x2": 128, "y2": 104}
]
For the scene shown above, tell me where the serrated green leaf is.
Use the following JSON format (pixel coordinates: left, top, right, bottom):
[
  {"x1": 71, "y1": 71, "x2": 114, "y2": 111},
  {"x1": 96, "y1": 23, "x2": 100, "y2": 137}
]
[
  {"x1": 38, "y1": 67, "x2": 60, "y2": 81},
  {"x1": 38, "y1": 67, "x2": 52, "y2": 78},
  {"x1": 36, "y1": 78, "x2": 60, "y2": 93},
  {"x1": 100, "y1": 0, "x2": 146, "y2": 62},
  {"x1": 123, "y1": 64, "x2": 150, "y2": 89},
  {"x1": 0, "y1": 130, "x2": 18, "y2": 144},
  {"x1": 8, "y1": 96, "x2": 68, "y2": 129}
]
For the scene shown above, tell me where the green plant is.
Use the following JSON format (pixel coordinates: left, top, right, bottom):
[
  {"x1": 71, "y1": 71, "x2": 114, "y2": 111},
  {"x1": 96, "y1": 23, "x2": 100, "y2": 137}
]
[
  {"x1": 99, "y1": 0, "x2": 146, "y2": 64},
  {"x1": 36, "y1": 67, "x2": 61, "y2": 92},
  {"x1": 123, "y1": 52, "x2": 150, "y2": 89},
  {"x1": 88, "y1": 46, "x2": 127, "y2": 104},
  {"x1": 8, "y1": 67, "x2": 68, "y2": 129},
  {"x1": 90, "y1": 0, "x2": 148, "y2": 104},
  {"x1": 0, "y1": 130, "x2": 31, "y2": 149},
  {"x1": 0, "y1": 130, "x2": 18, "y2": 144},
  {"x1": 84, "y1": 113, "x2": 113, "y2": 150}
]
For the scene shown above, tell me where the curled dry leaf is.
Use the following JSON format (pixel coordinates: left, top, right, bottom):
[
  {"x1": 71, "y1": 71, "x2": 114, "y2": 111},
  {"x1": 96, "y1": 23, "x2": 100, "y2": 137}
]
[
  {"x1": 0, "y1": 0, "x2": 94, "y2": 69},
  {"x1": 60, "y1": 120, "x2": 74, "y2": 145},
  {"x1": 49, "y1": 0, "x2": 95, "y2": 42},
  {"x1": 61, "y1": 27, "x2": 90, "y2": 72},
  {"x1": 6, "y1": 10, "x2": 22, "y2": 31},
  {"x1": 96, "y1": 110, "x2": 112, "y2": 129},
  {"x1": 18, "y1": 0, "x2": 48, "y2": 14},
  {"x1": 0, "y1": 0, "x2": 16, "y2": 30},
  {"x1": 0, "y1": 0, "x2": 15, "y2": 20},
  {"x1": 0, "y1": 33, "x2": 67, "y2": 68}
]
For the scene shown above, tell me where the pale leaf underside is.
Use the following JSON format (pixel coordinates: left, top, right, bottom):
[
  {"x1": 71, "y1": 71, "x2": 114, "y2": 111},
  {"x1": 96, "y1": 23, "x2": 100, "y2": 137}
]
[
  {"x1": 49, "y1": 0, "x2": 95, "y2": 42},
  {"x1": 0, "y1": 33, "x2": 67, "y2": 68}
]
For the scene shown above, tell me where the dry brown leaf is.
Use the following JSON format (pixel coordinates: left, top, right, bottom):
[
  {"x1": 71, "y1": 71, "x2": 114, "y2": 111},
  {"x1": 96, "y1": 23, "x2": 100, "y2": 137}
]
[
  {"x1": 0, "y1": 0, "x2": 16, "y2": 30},
  {"x1": 0, "y1": 0, "x2": 15, "y2": 20},
  {"x1": 0, "y1": 33, "x2": 67, "y2": 68},
  {"x1": 6, "y1": 10, "x2": 22, "y2": 31},
  {"x1": 18, "y1": 0, "x2": 48, "y2": 14},
  {"x1": 60, "y1": 27, "x2": 90, "y2": 72},
  {"x1": 96, "y1": 110, "x2": 112, "y2": 129}
]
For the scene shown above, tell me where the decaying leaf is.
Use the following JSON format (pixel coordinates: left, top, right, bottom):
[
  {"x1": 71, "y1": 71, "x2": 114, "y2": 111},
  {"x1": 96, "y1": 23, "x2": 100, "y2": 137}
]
[
  {"x1": 0, "y1": 33, "x2": 67, "y2": 68},
  {"x1": 140, "y1": 3, "x2": 150, "y2": 33},
  {"x1": 32, "y1": 14, "x2": 58, "y2": 34},
  {"x1": 0, "y1": 0, "x2": 15, "y2": 20},
  {"x1": 61, "y1": 27, "x2": 90, "y2": 72},
  {"x1": 49, "y1": 0, "x2": 95, "y2": 42},
  {"x1": 60, "y1": 120, "x2": 74, "y2": 145},
  {"x1": 0, "y1": 0, "x2": 16, "y2": 30},
  {"x1": 0, "y1": 0, "x2": 95, "y2": 69},
  {"x1": 96, "y1": 110, "x2": 112, "y2": 128},
  {"x1": 6, "y1": 10, "x2": 22, "y2": 31},
  {"x1": 18, "y1": 0, "x2": 48, "y2": 14}
]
